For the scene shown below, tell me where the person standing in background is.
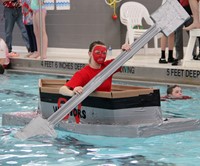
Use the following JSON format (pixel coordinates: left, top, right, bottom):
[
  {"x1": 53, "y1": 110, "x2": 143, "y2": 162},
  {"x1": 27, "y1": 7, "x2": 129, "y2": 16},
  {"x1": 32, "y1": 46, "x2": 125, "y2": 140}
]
[
  {"x1": 0, "y1": 37, "x2": 10, "y2": 74},
  {"x1": 159, "y1": 34, "x2": 175, "y2": 64},
  {"x1": 1, "y1": 0, "x2": 30, "y2": 57},
  {"x1": 30, "y1": 0, "x2": 48, "y2": 59},
  {"x1": 21, "y1": 0, "x2": 37, "y2": 57},
  {"x1": 172, "y1": 0, "x2": 200, "y2": 65},
  {"x1": 159, "y1": 0, "x2": 175, "y2": 64},
  {"x1": 184, "y1": 0, "x2": 200, "y2": 30}
]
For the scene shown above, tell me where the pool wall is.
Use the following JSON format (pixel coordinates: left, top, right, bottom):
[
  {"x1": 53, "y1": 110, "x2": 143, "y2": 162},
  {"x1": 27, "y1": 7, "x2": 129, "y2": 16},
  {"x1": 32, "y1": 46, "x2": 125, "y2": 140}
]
[{"x1": 9, "y1": 58, "x2": 200, "y2": 86}]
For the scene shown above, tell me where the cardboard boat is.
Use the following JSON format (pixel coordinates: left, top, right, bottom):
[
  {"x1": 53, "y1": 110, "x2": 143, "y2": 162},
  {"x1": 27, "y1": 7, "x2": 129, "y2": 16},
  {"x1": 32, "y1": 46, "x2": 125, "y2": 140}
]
[
  {"x1": 39, "y1": 79, "x2": 162, "y2": 125},
  {"x1": 2, "y1": 79, "x2": 200, "y2": 138}
]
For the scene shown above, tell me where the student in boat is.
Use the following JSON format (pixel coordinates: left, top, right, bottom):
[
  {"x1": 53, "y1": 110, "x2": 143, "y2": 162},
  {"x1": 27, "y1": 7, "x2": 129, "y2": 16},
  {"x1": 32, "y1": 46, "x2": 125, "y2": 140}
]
[
  {"x1": 59, "y1": 41, "x2": 131, "y2": 96},
  {"x1": 161, "y1": 85, "x2": 192, "y2": 100}
]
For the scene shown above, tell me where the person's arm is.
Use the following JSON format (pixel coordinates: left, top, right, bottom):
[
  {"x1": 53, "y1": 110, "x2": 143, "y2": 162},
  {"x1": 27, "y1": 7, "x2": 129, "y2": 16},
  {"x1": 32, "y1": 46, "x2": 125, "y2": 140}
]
[
  {"x1": 59, "y1": 71, "x2": 85, "y2": 96},
  {"x1": 59, "y1": 85, "x2": 84, "y2": 96},
  {"x1": 59, "y1": 86, "x2": 74, "y2": 96},
  {"x1": 121, "y1": 43, "x2": 131, "y2": 51}
]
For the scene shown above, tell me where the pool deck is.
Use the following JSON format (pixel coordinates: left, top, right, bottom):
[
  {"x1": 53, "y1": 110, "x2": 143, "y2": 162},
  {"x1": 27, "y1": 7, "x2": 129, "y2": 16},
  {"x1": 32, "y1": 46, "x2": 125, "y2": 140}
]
[{"x1": 8, "y1": 46, "x2": 200, "y2": 86}]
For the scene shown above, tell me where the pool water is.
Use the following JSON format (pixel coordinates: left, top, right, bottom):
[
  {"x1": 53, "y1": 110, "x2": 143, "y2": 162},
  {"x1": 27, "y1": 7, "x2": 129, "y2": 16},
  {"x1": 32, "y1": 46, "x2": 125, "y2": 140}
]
[{"x1": 1, "y1": 72, "x2": 200, "y2": 166}]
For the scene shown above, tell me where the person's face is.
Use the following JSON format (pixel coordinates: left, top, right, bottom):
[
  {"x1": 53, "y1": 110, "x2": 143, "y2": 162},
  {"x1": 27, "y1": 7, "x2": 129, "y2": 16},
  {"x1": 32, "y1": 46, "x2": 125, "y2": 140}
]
[
  {"x1": 91, "y1": 45, "x2": 107, "y2": 64},
  {"x1": 171, "y1": 86, "x2": 182, "y2": 98}
]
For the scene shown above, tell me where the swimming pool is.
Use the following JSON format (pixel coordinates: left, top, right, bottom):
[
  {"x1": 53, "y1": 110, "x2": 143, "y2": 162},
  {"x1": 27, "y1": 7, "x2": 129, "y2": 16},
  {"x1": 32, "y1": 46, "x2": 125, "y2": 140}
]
[{"x1": 1, "y1": 72, "x2": 200, "y2": 166}]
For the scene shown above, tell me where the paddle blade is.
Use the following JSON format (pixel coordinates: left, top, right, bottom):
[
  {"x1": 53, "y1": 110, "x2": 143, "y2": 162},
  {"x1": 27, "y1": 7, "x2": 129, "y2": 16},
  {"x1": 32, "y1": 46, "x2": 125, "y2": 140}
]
[{"x1": 15, "y1": 116, "x2": 57, "y2": 140}]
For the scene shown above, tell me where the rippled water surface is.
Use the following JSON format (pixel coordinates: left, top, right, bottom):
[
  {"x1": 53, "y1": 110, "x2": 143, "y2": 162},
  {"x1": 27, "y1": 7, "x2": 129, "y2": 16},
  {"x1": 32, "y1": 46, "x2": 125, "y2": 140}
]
[{"x1": 1, "y1": 72, "x2": 200, "y2": 166}]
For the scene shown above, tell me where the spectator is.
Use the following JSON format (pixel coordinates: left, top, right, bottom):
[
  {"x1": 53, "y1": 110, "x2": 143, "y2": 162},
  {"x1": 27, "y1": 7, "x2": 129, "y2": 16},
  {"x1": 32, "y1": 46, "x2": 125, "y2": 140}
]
[
  {"x1": 159, "y1": 0, "x2": 175, "y2": 64},
  {"x1": 21, "y1": 0, "x2": 37, "y2": 57},
  {"x1": 159, "y1": 33, "x2": 175, "y2": 64},
  {"x1": 184, "y1": 0, "x2": 200, "y2": 30},
  {"x1": 2, "y1": 0, "x2": 30, "y2": 57},
  {"x1": 172, "y1": 0, "x2": 200, "y2": 65},
  {"x1": 0, "y1": 37, "x2": 10, "y2": 74},
  {"x1": 30, "y1": 0, "x2": 48, "y2": 59},
  {"x1": 0, "y1": 64, "x2": 5, "y2": 74}
]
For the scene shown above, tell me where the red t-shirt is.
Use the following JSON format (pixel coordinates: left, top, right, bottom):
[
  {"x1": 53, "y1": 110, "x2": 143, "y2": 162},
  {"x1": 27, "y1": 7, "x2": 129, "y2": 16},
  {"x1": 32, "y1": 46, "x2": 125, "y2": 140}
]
[{"x1": 65, "y1": 59, "x2": 121, "y2": 92}]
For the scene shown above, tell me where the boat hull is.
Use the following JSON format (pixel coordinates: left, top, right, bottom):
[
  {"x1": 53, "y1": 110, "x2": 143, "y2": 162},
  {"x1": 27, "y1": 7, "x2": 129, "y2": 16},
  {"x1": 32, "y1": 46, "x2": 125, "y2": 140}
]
[{"x1": 2, "y1": 112, "x2": 200, "y2": 138}]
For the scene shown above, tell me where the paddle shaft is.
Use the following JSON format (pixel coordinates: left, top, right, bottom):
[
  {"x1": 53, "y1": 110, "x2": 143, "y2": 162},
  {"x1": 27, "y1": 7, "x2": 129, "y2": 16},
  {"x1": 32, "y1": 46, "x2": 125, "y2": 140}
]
[{"x1": 48, "y1": 24, "x2": 161, "y2": 126}]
